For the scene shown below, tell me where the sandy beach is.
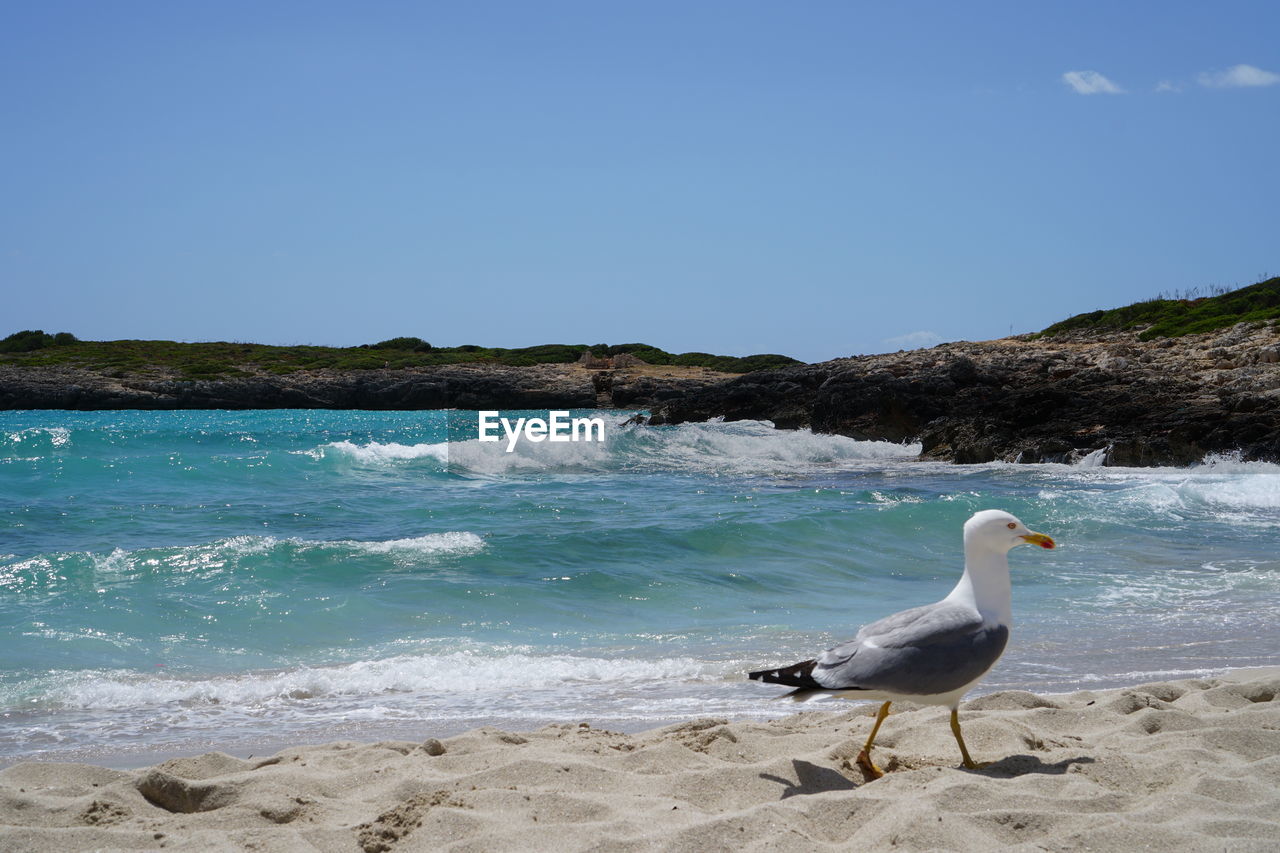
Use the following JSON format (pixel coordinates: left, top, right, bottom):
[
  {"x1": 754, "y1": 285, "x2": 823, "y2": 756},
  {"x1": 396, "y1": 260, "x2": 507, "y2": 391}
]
[{"x1": 3, "y1": 669, "x2": 1277, "y2": 852}]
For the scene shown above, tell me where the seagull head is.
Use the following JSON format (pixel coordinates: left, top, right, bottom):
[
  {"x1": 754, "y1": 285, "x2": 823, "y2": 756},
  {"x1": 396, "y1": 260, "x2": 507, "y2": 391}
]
[{"x1": 964, "y1": 509, "x2": 1055, "y2": 554}]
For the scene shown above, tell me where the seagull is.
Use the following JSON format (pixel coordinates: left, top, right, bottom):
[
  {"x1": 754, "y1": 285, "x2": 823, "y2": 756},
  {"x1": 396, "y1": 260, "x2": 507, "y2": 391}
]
[{"x1": 748, "y1": 509, "x2": 1055, "y2": 778}]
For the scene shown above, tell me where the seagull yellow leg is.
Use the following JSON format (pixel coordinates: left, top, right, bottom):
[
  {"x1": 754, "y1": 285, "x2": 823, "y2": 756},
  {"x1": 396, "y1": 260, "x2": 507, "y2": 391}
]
[
  {"x1": 950, "y1": 708, "x2": 990, "y2": 770},
  {"x1": 855, "y1": 701, "x2": 892, "y2": 779}
]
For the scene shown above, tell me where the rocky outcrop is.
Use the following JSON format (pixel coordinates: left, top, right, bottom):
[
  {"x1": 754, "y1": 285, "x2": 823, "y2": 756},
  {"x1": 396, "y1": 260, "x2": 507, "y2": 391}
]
[
  {"x1": 0, "y1": 363, "x2": 728, "y2": 412},
  {"x1": 6, "y1": 324, "x2": 1279, "y2": 467},
  {"x1": 647, "y1": 323, "x2": 1280, "y2": 466}
]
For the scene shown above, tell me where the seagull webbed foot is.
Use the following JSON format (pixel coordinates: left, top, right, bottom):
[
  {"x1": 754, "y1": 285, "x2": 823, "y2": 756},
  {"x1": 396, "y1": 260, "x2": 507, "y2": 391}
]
[{"x1": 855, "y1": 748, "x2": 884, "y2": 780}]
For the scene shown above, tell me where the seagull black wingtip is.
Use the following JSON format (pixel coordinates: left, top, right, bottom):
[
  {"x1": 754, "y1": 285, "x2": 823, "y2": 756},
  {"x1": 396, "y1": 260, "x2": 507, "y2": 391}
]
[{"x1": 747, "y1": 659, "x2": 823, "y2": 689}]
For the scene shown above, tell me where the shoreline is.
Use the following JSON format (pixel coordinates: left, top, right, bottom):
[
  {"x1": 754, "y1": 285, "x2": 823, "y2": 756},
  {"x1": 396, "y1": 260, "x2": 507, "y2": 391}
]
[
  {"x1": 4, "y1": 668, "x2": 1278, "y2": 850},
  {"x1": 8, "y1": 664, "x2": 1274, "y2": 774}
]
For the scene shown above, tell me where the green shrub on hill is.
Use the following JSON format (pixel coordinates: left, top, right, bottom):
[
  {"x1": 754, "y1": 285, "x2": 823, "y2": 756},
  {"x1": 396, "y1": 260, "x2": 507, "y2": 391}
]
[
  {"x1": 610, "y1": 343, "x2": 672, "y2": 364},
  {"x1": 0, "y1": 330, "x2": 78, "y2": 352},
  {"x1": 366, "y1": 337, "x2": 433, "y2": 351},
  {"x1": 719, "y1": 353, "x2": 803, "y2": 372},
  {"x1": 578, "y1": 343, "x2": 798, "y2": 372},
  {"x1": 1038, "y1": 277, "x2": 1280, "y2": 339}
]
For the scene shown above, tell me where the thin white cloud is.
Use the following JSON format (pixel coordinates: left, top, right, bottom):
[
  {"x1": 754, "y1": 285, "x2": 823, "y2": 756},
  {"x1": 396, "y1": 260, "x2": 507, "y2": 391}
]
[
  {"x1": 1062, "y1": 70, "x2": 1124, "y2": 95},
  {"x1": 1198, "y1": 64, "x2": 1280, "y2": 88},
  {"x1": 1155, "y1": 80, "x2": 1182, "y2": 93},
  {"x1": 883, "y1": 331, "x2": 944, "y2": 351}
]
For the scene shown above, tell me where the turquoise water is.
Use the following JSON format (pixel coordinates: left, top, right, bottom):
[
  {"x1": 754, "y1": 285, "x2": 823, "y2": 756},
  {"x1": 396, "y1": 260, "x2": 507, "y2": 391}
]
[{"x1": 3, "y1": 410, "x2": 1278, "y2": 766}]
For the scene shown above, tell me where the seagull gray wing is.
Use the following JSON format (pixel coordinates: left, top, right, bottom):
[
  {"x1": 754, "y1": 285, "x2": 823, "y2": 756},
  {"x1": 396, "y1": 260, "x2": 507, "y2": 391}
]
[{"x1": 810, "y1": 602, "x2": 1009, "y2": 696}]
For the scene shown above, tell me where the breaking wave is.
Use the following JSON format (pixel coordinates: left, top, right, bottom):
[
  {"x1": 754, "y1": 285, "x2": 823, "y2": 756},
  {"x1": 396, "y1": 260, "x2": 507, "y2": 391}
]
[
  {"x1": 15, "y1": 650, "x2": 721, "y2": 713},
  {"x1": 1030, "y1": 451, "x2": 1280, "y2": 523},
  {"x1": 0, "y1": 532, "x2": 486, "y2": 592},
  {"x1": 1, "y1": 426, "x2": 71, "y2": 455},
  {"x1": 299, "y1": 440, "x2": 449, "y2": 464},
  {"x1": 303, "y1": 419, "x2": 921, "y2": 477}
]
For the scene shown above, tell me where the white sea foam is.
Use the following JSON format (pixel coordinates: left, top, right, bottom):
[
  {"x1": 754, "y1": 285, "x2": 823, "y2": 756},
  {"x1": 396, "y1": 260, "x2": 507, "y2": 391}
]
[
  {"x1": 296, "y1": 420, "x2": 920, "y2": 478},
  {"x1": 27, "y1": 651, "x2": 722, "y2": 712},
  {"x1": 1, "y1": 426, "x2": 71, "y2": 453},
  {"x1": 1072, "y1": 447, "x2": 1108, "y2": 468},
  {"x1": 304, "y1": 440, "x2": 449, "y2": 464},
  {"x1": 1173, "y1": 453, "x2": 1280, "y2": 512},
  {"x1": 445, "y1": 419, "x2": 920, "y2": 477},
  {"x1": 1089, "y1": 559, "x2": 1279, "y2": 609},
  {"x1": 1021, "y1": 451, "x2": 1280, "y2": 521},
  {"x1": 0, "y1": 651, "x2": 777, "y2": 758},
  {"x1": 333, "y1": 532, "x2": 486, "y2": 557},
  {"x1": 65, "y1": 532, "x2": 485, "y2": 575},
  {"x1": 443, "y1": 432, "x2": 614, "y2": 476},
  {"x1": 631, "y1": 420, "x2": 922, "y2": 473}
]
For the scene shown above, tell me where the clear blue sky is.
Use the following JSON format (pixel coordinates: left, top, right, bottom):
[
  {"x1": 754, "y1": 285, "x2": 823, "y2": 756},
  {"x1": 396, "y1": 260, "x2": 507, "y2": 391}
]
[{"x1": 3, "y1": 2, "x2": 1277, "y2": 362}]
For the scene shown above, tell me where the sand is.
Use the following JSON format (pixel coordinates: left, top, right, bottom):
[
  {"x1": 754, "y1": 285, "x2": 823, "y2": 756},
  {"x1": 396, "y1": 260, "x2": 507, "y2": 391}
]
[{"x1": 2, "y1": 670, "x2": 1278, "y2": 852}]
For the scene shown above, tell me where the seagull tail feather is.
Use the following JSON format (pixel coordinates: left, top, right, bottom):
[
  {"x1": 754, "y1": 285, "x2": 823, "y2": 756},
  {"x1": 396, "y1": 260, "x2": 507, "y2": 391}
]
[{"x1": 748, "y1": 659, "x2": 824, "y2": 692}]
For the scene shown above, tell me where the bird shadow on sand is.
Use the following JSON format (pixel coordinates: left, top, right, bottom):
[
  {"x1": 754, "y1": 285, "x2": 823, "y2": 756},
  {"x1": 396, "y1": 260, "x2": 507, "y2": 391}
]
[
  {"x1": 760, "y1": 755, "x2": 1094, "y2": 797},
  {"x1": 968, "y1": 754, "x2": 1095, "y2": 777},
  {"x1": 760, "y1": 760, "x2": 859, "y2": 798}
]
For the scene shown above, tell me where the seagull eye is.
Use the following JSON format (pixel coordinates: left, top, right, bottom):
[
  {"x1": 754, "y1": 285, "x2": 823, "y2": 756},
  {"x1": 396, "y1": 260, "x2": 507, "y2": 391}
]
[{"x1": 1006, "y1": 522, "x2": 1016, "y2": 529}]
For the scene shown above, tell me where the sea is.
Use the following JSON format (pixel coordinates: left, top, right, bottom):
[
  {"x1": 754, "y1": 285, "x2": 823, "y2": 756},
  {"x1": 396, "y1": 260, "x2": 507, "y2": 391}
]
[{"x1": 2, "y1": 409, "x2": 1278, "y2": 768}]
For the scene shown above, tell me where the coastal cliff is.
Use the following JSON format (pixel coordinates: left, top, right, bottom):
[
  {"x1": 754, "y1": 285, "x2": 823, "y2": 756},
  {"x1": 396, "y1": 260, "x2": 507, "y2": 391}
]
[
  {"x1": 648, "y1": 323, "x2": 1280, "y2": 466},
  {"x1": 0, "y1": 361, "x2": 729, "y2": 413}
]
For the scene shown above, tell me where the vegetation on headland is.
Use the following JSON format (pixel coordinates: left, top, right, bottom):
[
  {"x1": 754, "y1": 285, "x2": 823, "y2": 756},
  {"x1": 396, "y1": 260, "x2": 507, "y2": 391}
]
[
  {"x1": 0, "y1": 330, "x2": 79, "y2": 352},
  {"x1": 0, "y1": 332, "x2": 800, "y2": 379},
  {"x1": 1037, "y1": 276, "x2": 1280, "y2": 340}
]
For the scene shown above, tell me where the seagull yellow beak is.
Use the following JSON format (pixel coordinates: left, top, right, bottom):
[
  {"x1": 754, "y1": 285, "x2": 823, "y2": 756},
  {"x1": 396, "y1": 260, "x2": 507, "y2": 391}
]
[{"x1": 1019, "y1": 532, "x2": 1055, "y2": 549}]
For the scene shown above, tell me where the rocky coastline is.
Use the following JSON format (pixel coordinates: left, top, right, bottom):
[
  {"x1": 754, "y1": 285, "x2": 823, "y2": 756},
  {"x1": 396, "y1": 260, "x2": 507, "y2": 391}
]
[
  {"x1": 4, "y1": 323, "x2": 1279, "y2": 466},
  {"x1": 0, "y1": 362, "x2": 729, "y2": 414},
  {"x1": 648, "y1": 323, "x2": 1280, "y2": 466}
]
